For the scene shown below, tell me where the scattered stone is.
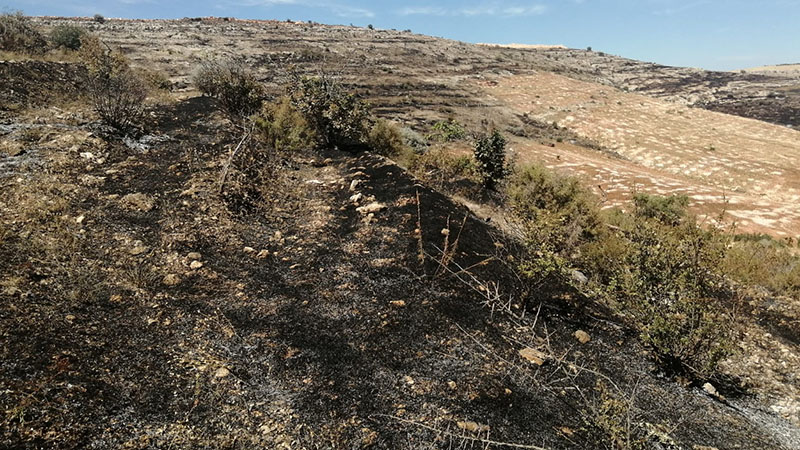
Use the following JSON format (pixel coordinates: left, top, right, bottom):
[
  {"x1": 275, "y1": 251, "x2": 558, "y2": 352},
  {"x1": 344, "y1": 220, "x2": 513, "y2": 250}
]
[
  {"x1": 257, "y1": 249, "x2": 270, "y2": 259},
  {"x1": 162, "y1": 274, "x2": 180, "y2": 286},
  {"x1": 65, "y1": 314, "x2": 76, "y2": 322},
  {"x1": 189, "y1": 260, "x2": 203, "y2": 270},
  {"x1": 356, "y1": 202, "x2": 386, "y2": 214},
  {"x1": 390, "y1": 300, "x2": 406, "y2": 307},
  {"x1": 574, "y1": 330, "x2": 591, "y2": 344},
  {"x1": 402, "y1": 375, "x2": 415, "y2": 385},
  {"x1": 75, "y1": 214, "x2": 85, "y2": 224},
  {"x1": 187, "y1": 252, "x2": 202, "y2": 260},
  {"x1": 243, "y1": 246, "x2": 256, "y2": 253},
  {"x1": 129, "y1": 242, "x2": 148, "y2": 256},
  {"x1": 447, "y1": 380, "x2": 457, "y2": 390},
  {"x1": 349, "y1": 179, "x2": 361, "y2": 191},
  {"x1": 441, "y1": 228, "x2": 450, "y2": 236},
  {"x1": 214, "y1": 367, "x2": 231, "y2": 378},
  {"x1": 519, "y1": 347, "x2": 547, "y2": 365},
  {"x1": 350, "y1": 193, "x2": 363, "y2": 203},
  {"x1": 571, "y1": 269, "x2": 588, "y2": 285}
]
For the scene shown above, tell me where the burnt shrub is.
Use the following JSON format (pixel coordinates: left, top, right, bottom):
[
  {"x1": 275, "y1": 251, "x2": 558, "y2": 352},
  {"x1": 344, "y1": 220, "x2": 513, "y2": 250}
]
[
  {"x1": 192, "y1": 58, "x2": 265, "y2": 121},
  {"x1": 79, "y1": 35, "x2": 148, "y2": 131},
  {"x1": 49, "y1": 24, "x2": 86, "y2": 51},
  {"x1": 0, "y1": 11, "x2": 47, "y2": 54}
]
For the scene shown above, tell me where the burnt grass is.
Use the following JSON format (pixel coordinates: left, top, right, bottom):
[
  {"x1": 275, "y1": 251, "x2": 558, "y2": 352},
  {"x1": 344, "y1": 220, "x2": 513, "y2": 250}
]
[{"x1": 0, "y1": 69, "x2": 798, "y2": 449}]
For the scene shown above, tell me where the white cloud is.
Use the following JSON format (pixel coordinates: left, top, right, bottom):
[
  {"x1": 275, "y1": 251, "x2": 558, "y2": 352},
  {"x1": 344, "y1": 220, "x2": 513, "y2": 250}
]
[
  {"x1": 398, "y1": 2, "x2": 547, "y2": 17},
  {"x1": 238, "y1": 0, "x2": 374, "y2": 18}
]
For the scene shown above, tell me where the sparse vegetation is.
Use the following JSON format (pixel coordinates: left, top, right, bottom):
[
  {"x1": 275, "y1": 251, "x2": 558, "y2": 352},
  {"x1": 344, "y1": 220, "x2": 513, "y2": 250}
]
[
  {"x1": 93, "y1": 14, "x2": 106, "y2": 24},
  {"x1": 427, "y1": 118, "x2": 467, "y2": 142},
  {"x1": 0, "y1": 11, "x2": 47, "y2": 54}
]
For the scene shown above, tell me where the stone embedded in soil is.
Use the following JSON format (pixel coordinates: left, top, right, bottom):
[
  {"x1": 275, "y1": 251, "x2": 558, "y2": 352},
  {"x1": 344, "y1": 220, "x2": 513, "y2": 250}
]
[
  {"x1": 349, "y1": 179, "x2": 361, "y2": 191},
  {"x1": 187, "y1": 252, "x2": 202, "y2": 260},
  {"x1": 356, "y1": 202, "x2": 386, "y2": 214},
  {"x1": 349, "y1": 193, "x2": 363, "y2": 203},
  {"x1": 214, "y1": 367, "x2": 231, "y2": 378},
  {"x1": 574, "y1": 330, "x2": 591, "y2": 344},
  {"x1": 129, "y1": 242, "x2": 148, "y2": 256},
  {"x1": 390, "y1": 300, "x2": 406, "y2": 307},
  {"x1": 120, "y1": 192, "x2": 154, "y2": 212},
  {"x1": 243, "y1": 246, "x2": 256, "y2": 253},
  {"x1": 456, "y1": 421, "x2": 490, "y2": 433},
  {"x1": 257, "y1": 249, "x2": 270, "y2": 259},
  {"x1": 189, "y1": 260, "x2": 203, "y2": 270}
]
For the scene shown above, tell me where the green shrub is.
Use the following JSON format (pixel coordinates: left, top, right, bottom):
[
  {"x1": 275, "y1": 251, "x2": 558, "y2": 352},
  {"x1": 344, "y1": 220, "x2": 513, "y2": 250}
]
[
  {"x1": 427, "y1": 119, "x2": 467, "y2": 142},
  {"x1": 49, "y1": 24, "x2": 86, "y2": 51},
  {"x1": 285, "y1": 74, "x2": 370, "y2": 150},
  {"x1": 507, "y1": 163, "x2": 601, "y2": 291},
  {"x1": 508, "y1": 163, "x2": 601, "y2": 254},
  {"x1": 79, "y1": 35, "x2": 148, "y2": 131},
  {"x1": 93, "y1": 14, "x2": 105, "y2": 24},
  {"x1": 632, "y1": 193, "x2": 689, "y2": 225},
  {"x1": 474, "y1": 130, "x2": 507, "y2": 190},
  {"x1": 255, "y1": 96, "x2": 317, "y2": 152},
  {"x1": 582, "y1": 215, "x2": 735, "y2": 378},
  {"x1": 0, "y1": 11, "x2": 47, "y2": 54},
  {"x1": 367, "y1": 119, "x2": 407, "y2": 157},
  {"x1": 192, "y1": 58, "x2": 265, "y2": 120}
]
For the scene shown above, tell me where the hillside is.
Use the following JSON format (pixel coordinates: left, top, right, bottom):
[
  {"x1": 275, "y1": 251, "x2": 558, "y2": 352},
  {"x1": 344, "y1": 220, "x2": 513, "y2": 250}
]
[
  {"x1": 23, "y1": 17, "x2": 797, "y2": 237},
  {"x1": 2, "y1": 15, "x2": 800, "y2": 450}
]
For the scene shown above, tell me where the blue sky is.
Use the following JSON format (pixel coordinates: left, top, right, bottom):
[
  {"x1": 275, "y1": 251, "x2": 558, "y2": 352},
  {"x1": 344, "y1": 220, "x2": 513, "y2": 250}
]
[{"x1": 7, "y1": 0, "x2": 800, "y2": 70}]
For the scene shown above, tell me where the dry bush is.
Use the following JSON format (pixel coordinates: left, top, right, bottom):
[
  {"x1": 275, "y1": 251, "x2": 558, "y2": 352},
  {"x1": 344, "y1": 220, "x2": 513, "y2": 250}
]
[
  {"x1": 0, "y1": 11, "x2": 47, "y2": 54},
  {"x1": 255, "y1": 96, "x2": 317, "y2": 152},
  {"x1": 406, "y1": 148, "x2": 481, "y2": 196},
  {"x1": 723, "y1": 236, "x2": 800, "y2": 297},
  {"x1": 367, "y1": 119, "x2": 408, "y2": 157},
  {"x1": 192, "y1": 58, "x2": 265, "y2": 121},
  {"x1": 79, "y1": 35, "x2": 148, "y2": 131}
]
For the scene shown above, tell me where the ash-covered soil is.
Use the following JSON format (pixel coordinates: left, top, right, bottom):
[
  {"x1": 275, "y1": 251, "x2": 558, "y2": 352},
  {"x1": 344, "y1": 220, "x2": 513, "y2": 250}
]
[{"x1": 2, "y1": 59, "x2": 800, "y2": 449}]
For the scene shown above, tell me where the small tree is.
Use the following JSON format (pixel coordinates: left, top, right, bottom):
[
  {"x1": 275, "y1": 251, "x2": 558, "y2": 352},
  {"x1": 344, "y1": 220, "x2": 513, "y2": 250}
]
[
  {"x1": 50, "y1": 25, "x2": 86, "y2": 51},
  {"x1": 286, "y1": 73, "x2": 370, "y2": 150},
  {"x1": 474, "y1": 130, "x2": 507, "y2": 189},
  {"x1": 93, "y1": 14, "x2": 105, "y2": 24}
]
